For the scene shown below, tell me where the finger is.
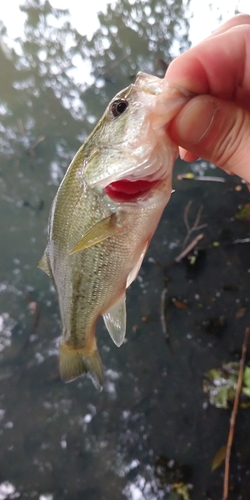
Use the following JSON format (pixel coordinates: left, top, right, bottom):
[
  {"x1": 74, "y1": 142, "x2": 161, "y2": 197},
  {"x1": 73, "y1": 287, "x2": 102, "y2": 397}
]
[
  {"x1": 169, "y1": 95, "x2": 250, "y2": 182},
  {"x1": 166, "y1": 25, "x2": 250, "y2": 97},
  {"x1": 208, "y1": 13, "x2": 250, "y2": 38}
]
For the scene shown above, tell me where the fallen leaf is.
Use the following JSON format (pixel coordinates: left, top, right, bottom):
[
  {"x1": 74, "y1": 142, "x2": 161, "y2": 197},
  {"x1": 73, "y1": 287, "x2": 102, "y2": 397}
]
[
  {"x1": 204, "y1": 363, "x2": 250, "y2": 409},
  {"x1": 211, "y1": 445, "x2": 226, "y2": 471},
  {"x1": 172, "y1": 299, "x2": 188, "y2": 310},
  {"x1": 235, "y1": 203, "x2": 250, "y2": 221},
  {"x1": 243, "y1": 366, "x2": 250, "y2": 388},
  {"x1": 235, "y1": 307, "x2": 247, "y2": 319}
]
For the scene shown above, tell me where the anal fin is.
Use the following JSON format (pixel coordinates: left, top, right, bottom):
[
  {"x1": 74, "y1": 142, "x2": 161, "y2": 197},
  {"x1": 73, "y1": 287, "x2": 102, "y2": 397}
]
[{"x1": 103, "y1": 294, "x2": 126, "y2": 347}]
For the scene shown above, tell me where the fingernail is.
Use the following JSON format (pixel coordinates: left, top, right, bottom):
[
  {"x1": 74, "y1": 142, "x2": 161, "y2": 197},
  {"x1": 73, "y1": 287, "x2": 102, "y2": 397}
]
[
  {"x1": 177, "y1": 97, "x2": 218, "y2": 145},
  {"x1": 179, "y1": 147, "x2": 188, "y2": 160}
]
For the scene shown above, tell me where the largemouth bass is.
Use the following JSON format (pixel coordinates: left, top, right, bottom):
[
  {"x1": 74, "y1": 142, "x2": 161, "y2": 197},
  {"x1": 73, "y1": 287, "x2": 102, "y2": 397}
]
[{"x1": 38, "y1": 72, "x2": 188, "y2": 389}]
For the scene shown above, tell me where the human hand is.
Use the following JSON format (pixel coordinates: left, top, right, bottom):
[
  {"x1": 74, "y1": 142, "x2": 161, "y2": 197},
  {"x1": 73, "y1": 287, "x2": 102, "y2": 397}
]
[{"x1": 166, "y1": 14, "x2": 250, "y2": 182}]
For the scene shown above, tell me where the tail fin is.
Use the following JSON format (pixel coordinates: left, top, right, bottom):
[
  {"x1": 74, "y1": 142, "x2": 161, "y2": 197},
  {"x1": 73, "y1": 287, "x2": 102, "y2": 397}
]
[{"x1": 59, "y1": 344, "x2": 103, "y2": 390}]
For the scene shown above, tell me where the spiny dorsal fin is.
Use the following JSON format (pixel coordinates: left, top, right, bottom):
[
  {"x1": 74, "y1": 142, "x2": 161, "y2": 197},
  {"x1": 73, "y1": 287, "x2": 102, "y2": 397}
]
[
  {"x1": 103, "y1": 294, "x2": 126, "y2": 347},
  {"x1": 70, "y1": 213, "x2": 120, "y2": 254},
  {"x1": 37, "y1": 251, "x2": 51, "y2": 277}
]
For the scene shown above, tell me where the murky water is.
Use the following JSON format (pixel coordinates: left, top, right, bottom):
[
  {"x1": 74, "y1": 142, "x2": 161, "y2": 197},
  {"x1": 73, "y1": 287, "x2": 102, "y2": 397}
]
[{"x1": 0, "y1": 1, "x2": 250, "y2": 499}]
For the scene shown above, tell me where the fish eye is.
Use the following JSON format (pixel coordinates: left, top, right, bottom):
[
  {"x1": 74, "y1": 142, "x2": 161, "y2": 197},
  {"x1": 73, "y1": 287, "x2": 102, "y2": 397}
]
[{"x1": 111, "y1": 99, "x2": 128, "y2": 117}]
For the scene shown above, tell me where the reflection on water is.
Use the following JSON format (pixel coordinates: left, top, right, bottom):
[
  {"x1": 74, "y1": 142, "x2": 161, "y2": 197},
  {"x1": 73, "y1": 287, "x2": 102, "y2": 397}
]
[{"x1": 1, "y1": 1, "x2": 250, "y2": 499}]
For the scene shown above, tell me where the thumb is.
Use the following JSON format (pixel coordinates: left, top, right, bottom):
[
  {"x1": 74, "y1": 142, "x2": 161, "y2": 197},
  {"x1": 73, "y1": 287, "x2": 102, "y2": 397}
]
[{"x1": 168, "y1": 95, "x2": 250, "y2": 182}]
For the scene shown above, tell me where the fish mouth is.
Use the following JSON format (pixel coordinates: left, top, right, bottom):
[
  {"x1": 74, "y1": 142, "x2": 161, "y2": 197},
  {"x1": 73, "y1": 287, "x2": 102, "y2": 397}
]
[
  {"x1": 103, "y1": 155, "x2": 170, "y2": 203},
  {"x1": 104, "y1": 178, "x2": 160, "y2": 202},
  {"x1": 134, "y1": 72, "x2": 163, "y2": 95}
]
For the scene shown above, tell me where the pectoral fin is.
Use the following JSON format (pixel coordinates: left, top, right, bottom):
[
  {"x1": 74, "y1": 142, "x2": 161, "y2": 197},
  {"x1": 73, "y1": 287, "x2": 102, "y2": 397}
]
[
  {"x1": 103, "y1": 294, "x2": 126, "y2": 347},
  {"x1": 70, "y1": 213, "x2": 120, "y2": 254},
  {"x1": 37, "y1": 251, "x2": 51, "y2": 277}
]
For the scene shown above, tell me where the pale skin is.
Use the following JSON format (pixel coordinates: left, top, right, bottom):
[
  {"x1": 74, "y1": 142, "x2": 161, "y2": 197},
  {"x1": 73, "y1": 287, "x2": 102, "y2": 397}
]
[{"x1": 165, "y1": 14, "x2": 250, "y2": 183}]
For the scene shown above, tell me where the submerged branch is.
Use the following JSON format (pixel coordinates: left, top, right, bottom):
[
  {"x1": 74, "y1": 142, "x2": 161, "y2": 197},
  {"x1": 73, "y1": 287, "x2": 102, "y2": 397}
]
[
  {"x1": 175, "y1": 234, "x2": 204, "y2": 263},
  {"x1": 223, "y1": 327, "x2": 250, "y2": 500},
  {"x1": 177, "y1": 173, "x2": 226, "y2": 183},
  {"x1": 232, "y1": 238, "x2": 250, "y2": 245},
  {"x1": 182, "y1": 200, "x2": 207, "y2": 248},
  {"x1": 160, "y1": 287, "x2": 168, "y2": 339}
]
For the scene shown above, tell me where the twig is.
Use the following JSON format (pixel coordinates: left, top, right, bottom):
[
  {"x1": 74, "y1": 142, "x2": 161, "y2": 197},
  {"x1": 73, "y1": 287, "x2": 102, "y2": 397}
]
[
  {"x1": 175, "y1": 234, "x2": 204, "y2": 263},
  {"x1": 232, "y1": 238, "x2": 250, "y2": 245},
  {"x1": 177, "y1": 174, "x2": 226, "y2": 183},
  {"x1": 223, "y1": 326, "x2": 250, "y2": 500},
  {"x1": 160, "y1": 288, "x2": 168, "y2": 339},
  {"x1": 30, "y1": 135, "x2": 45, "y2": 150},
  {"x1": 26, "y1": 135, "x2": 45, "y2": 157},
  {"x1": 95, "y1": 54, "x2": 127, "y2": 78},
  {"x1": 183, "y1": 200, "x2": 192, "y2": 234},
  {"x1": 182, "y1": 200, "x2": 207, "y2": 248}
]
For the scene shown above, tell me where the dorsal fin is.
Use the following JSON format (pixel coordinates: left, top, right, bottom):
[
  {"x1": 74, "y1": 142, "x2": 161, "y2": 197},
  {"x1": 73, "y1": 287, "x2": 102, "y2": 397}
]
[{"x1": 37, "y1": 251, "x2": 51, "y2": 277}]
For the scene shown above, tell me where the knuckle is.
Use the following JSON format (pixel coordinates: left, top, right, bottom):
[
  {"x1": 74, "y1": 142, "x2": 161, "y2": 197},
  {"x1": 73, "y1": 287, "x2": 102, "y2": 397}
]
[{"x1": 214, "y1": 108, "x2": 246, "y2": 168}]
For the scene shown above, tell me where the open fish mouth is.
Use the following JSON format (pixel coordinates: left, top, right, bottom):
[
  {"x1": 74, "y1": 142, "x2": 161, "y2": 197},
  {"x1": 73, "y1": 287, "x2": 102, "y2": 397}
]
[{"x1": 104, "y1": 178, "x2": 160, "y2": 202}]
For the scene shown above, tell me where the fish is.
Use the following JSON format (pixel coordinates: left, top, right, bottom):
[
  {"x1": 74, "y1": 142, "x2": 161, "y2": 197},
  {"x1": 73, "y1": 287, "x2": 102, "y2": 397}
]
[{"x1": 38, "y1": 72, "x2": 189, "y2": 389}]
